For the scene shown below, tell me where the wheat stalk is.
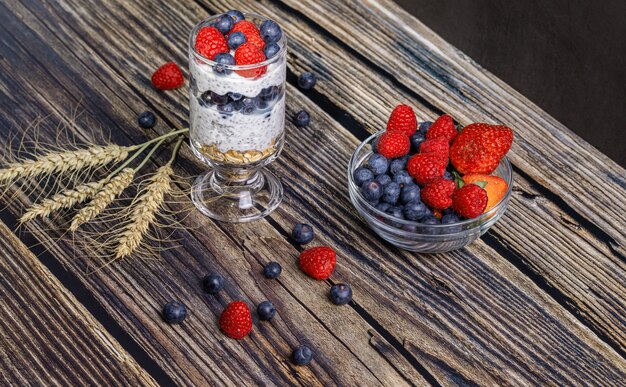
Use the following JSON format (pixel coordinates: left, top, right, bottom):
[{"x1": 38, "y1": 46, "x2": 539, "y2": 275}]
[
  {"x1": 69, "y1": 168, "x2": 135, "y2": 232},
  {"x1": 19, "y1": 181, "x2": 104, "y2": 223},
  {"x1": 0, "y1": 144, "x2": 134, "y2": 184},
  {"x1": 114, "y1": 165, "x2": 173, "y2": 259}
]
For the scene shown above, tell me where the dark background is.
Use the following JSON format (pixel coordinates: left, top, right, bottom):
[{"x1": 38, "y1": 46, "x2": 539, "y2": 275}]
[{"x1": 395, "y1": 0, "x2": 626, "y2": 167}]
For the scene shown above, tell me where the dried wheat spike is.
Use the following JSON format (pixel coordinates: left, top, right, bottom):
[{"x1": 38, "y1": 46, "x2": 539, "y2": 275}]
[
  {"x1": 0, "y1": 144, "x2": 132, "y2": 183},
  {"x1": 19, "y1": 181, "x2": 103, "y2": 223},
  {"x1": 115, "y1": 165, "x2": 173, "y2": 259},
  {"x1": 69, "y1": 168, "x2": 135, "y2": 232}
]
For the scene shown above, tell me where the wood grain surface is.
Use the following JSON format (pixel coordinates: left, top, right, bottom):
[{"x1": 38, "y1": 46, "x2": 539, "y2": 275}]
[
  {"x1": 0, "y1": 0, "x2": 624, "y2": 386},
  {"x1": 0, "y1": 221, "x2": 156, "y2": 386}
]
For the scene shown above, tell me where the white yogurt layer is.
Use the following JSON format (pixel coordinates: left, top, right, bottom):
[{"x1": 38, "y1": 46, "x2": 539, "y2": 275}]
[
  {"x1": 190, "y1": 54, "x2": 286, "y2": 98},
  {"x1": 190, "y1": 95, "x2": 285, "y2": 153}
]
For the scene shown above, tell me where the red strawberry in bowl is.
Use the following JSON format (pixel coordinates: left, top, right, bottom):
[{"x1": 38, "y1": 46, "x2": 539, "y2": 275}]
[
  {"x1": 426, "y1": 114, "x2": 457, "y2": 143},
  {"x1": 194, "y1": 26, "x2": 228, "y2": 60},
  {"x1": 219, "y1": 300, "x2": 253, "y2": 339},
  {"x1": 450, "y1": 123, "x2": 513, "y2": 174},
  {"x1": 151, "y1": 62, "x2": 184, "y2": 90},
  {"x1": 299, "y1": 246, "x2": 336, "y2": 280},
  {"x1": 377, "y1": 131, "x2": 410, "y2": 158},
  {"x1": 386, "y1": 105, "x2": 417, "y2": 137},
  {"x1": 234, "y1": 43, "x2": 267, "y2": 78}
]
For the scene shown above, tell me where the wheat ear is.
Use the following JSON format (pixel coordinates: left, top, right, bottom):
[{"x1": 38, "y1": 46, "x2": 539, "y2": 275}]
[
  {"x1": 69, "y1": 168, "x2": 135, "y2": 232},
  {"x1": 114, "y1": 165, "x2": 173, "y2": 259},
  {"x1": 0, "y1": 144, "x2": 134, "y2": 183},
  {"x1": 19, "y1": 181, "x2": 104, "y2": 223}
]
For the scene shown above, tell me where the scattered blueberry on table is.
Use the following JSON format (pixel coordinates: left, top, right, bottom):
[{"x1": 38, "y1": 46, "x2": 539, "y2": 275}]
[
  {"x1": 203, "y1": 273, "x2": 224, "y2": 294},
  {"x1": 329, "y1": 283, "x2": 352, "y2": 305},
  {"x1": 292, "y1": 223, "x2": 314, "y2": 244},
  {"x1": 263, "y1": 262, "x2": 282, "y2": 279},
  {"x1": 257, "y1": 300, "x2": 276, "y2": 321},
  {"x1": 137, "y1": 111, "x2": 156, "y2": 129},
  {"x1": 162, "y1": 301, "x2": 187, "y2": 324},
  {"x1": 297, "y1": 72, "x2": 317, "y2": 90},
  {"x1": 294, "y1": 110, "x2": 310, "y2": 127},
  {"x1": 292, "y1": 345, "x2": 313, "y2": 365}
]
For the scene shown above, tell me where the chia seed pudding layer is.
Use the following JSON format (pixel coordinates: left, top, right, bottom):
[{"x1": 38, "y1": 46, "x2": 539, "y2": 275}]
[{"x1": 189, "y1": 50, "x2": 286, "y2": 161}]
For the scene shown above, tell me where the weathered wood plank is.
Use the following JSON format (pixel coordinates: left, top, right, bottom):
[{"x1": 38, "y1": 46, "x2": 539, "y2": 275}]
[
  {"x1": 0, "y1": 5, "x2": 421, "y2": 386},
  {"x1": 1, "y1": 0, "x2": 625, "y2": 386},
  {"x1": 0, "y1": 221, "x2": 156, "y2": 386},
  {"x1": 277, "y1": 0, "x2": 626, "y2": 253},
  {"x1": 198, "y1": 0, "x2": 626, "y2": 355}
]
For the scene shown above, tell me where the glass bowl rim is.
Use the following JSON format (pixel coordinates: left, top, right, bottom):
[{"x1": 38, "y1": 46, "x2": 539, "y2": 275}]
[
  {"x1": 348, "y1": 130, "x2": 514, "y2": 229},
  {"x1": 188, "y1": 12, "x2": 287, "y2": 70}
]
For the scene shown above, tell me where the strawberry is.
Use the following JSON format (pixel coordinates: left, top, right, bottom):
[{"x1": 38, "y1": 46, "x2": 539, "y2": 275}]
[
  {"x1": 462, "y1": 174, "x2": 508, "y2": 212},
  {"x1": 452, "y1": 183, "x2": 488, "y2": 219},
  {"x1": 421, "y1": 178, "x2": 456, "y2": 210},
  {"x1": 450, "y1": 123, "x2": 513, "y2": 174},
  {"x1": 219, "y1": 300, "x2": 253, "y2": 339},
  {"x1": 234, "y1": 43, "x2": 267, "y2": 78},
  {"x1": 426, "y1": 114, "x2": 457, "y2": 143},
  {"x1": 386, "y1": 105, "x2": 417, "y2": 137},
  {"x1": 407, "y1": 154, "x2": 446, "y2": 185},
  {"x1": 194, "y1": 26, "x2": 228, "y2": 60},
  {"x1": 230, "y1": 20, "x2": 265, "y2": 50},
  {"x1": 377, "y1": 131, "x2": 410, "y2": 158},
  {"x1": 419, "y1": 138, "x2": 449, "y2": 161},
  {"x1": 151, "y1": 62, "x2": 184, "y2": 90},
  {"x1": 299, "y1": 246, "x2": 336, "y2": 280}
]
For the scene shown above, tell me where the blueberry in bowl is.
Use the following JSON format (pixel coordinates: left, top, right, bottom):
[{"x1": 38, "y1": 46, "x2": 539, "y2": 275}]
[{"x1": 348, "y1": 130, "x2": 513, "y2": 253}]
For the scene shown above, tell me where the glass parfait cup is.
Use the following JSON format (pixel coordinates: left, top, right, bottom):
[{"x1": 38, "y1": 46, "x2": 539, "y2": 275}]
[{"x1": 188, "y1": 13, "x2": 287, "y2": 222}]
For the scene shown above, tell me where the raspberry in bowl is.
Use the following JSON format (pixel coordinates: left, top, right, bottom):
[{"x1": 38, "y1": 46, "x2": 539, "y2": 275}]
[
  {"x1": 188, "y1": 11, "x2": 287, "y2": 222},
  {"x1": 348, "y1": 106, "x2": 514, "y2": 253}
]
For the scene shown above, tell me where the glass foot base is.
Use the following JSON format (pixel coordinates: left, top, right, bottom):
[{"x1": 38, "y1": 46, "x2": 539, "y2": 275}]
[{"x1": 191, "y1": 168, "x2": 283, "y2": 223}]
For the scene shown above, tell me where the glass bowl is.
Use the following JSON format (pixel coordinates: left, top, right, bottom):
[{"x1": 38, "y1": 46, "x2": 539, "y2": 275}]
[{"x1": 348, "y1": 131, "x2": 513, "y2": 253}]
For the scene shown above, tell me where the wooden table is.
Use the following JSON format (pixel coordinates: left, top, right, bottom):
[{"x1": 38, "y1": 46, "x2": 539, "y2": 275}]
[{"x1": 1, "y1": 0, "x2": 625, "y2": 386}]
